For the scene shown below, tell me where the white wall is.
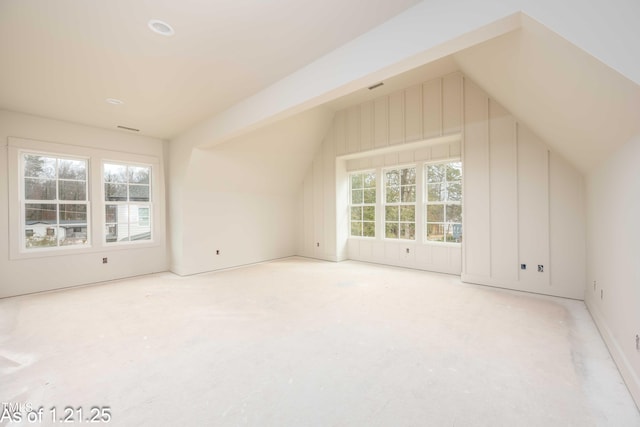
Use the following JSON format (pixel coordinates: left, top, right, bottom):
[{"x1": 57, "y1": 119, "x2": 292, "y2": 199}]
[
  {"x1": 585, "y1": 134, "x2": 640, "y2": 406},
  {"x1": 171, "y1": 107, "x2": 333, "y2": 275},
  {"x1": 0, "y1": 110, "x2": 168, "y2": 298},
  {"x1": 462, "y1": 79, "x2": 585, "y2": 299}
]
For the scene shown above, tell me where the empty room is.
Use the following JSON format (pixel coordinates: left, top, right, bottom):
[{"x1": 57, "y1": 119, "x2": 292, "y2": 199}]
[{"x1": 1, "y1": 0, "x2": 639, "y2": 425}]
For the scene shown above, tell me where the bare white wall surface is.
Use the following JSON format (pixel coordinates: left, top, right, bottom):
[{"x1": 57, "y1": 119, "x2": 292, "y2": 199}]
[
  {"x1": 585, "y1": 134, "x2": 640, "y2": 407},
  {"x1": 0, "y1": 110, "x2": 168, "y2": 298},
  {"x1": 171, "y1": 108, "x2": 333, "y2": 275}
]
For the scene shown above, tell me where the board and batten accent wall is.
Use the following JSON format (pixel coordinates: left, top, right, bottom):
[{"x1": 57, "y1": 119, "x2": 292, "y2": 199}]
[
  {"x1": 298, "y1": 72, "x2": 464, "y2": 274},
  {"x1": 462, "y1": 79, "x2": 585, "y2": 299},
  {"x1": 297, "y1": 72, "x2": 585, "y2": 299}
]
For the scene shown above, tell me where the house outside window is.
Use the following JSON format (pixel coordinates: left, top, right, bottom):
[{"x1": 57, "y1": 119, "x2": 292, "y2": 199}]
[
  {"x1": 22, "y1": 153, "x2": 89, "y2": 249},
  {"x1": 104, "y1": 163, "x2": 152, "y2": 243}
]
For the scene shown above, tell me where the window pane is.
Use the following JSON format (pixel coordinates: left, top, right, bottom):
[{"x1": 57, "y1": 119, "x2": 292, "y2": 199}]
[
  {"x1": 388, "y1": 169, "x2": 401, "y2": 185},
  {"x1": 60, "y1": 225, "x2": 88, "y2": 246},
  {"x1": 427, "y1": 204, "x2": 444, "y2": 222},
  {"x1": 105, "y1": 183, "x2": 127, "y2": 201},
  {"x1": 427, "y1": 164, "x2": 445, "y2": 183},
  {"x1": 401, "y1": 185, "x2": 416, "y2": 203},
  {"x1": 24, "y1": 155, "x2": 56, "y2": 179},
  {"x1": 386, "y1": 186, "x2": 399, "y2": 203},
  {"x1": 59, "y1": 180, "x2": 86, "y2": 200},
  {"x1": 25, "y1": 226, "x2": 57, "y2": 248},
  {"x1": 58, "y1": 159, "x2": 86, "y2": 180},
  {"x1": 351, "y1": 221, "x2": 362, "y2": 236},
  {"x1": 447, "y1": 182, "x2": 462, "y2": 202},
  {"x1": 130, "y1": 205, "x2": 151, "y2": 240},
  {"x1": 401, "y1": 168, "x2": 416, "y2": 185},
  {"x1": 60, "y1": 204, "x2": 86, "y2": 222},
  {"x1": 385, "y1": 223, "x2": 398, "y2": 239},
  {"x1": 400, "y1": 205, "x2": 415, "y2": 221},
  {"x1": 129, "y1": 185, "x2": 150, "y2": 202},
  {"x1": 351, "y1": 174, "x2": 363, "y2": 189},
  {"x1": 110, "y1": 205, "x2": 130, "y2": 242},
  {"x1": 25, "y1": 178, "x2": 56, "y2": 200},
  {"x1": 363, "y1": 173, "x2": 376, "y2": 188},
  {"x1": 25, "y1": 203, "x2": 57, "y2": 223},
  {"x1": 399, "y1": 223, "x2": 415, "y2": 240},
  {"x1": 363, "y1": 206, "x2": 375, "y2": 221},
  {"x1": 105, "y1": 205, "x2": 117, "y2": 223},
  {"x1": 427, "y1": 223, "x2": 445, "y2": 242},
  {"x1": 129, "y1": 166, "x2": 150, "y2": 184},
  {"x1": 446, "y1": 224, "x2": 463, "y2": 243},
  {"x1": 385, "y1": 206, "x2": 399, "y2": 221},
  {"x1": 104, "y1": 163, "x2": 127, "y2": 183},
  {"x1": 446, "y1": 205, "x2": 462, "y2": 223},
  {"x1": 105, "y1": 224, "x2": 118, "y2": 243},
  {"x1": 363, "y1": 222, "x2": 375, "y2": 237},
  {"x1": 446, "y1": 162, "x2": 462, "y2": 181},
  {"x1": 351, "y1": 189, "x2": 363, "y2": 204},
  {"x1": 363, "y1": 188, "x2": 376, "y2": 204},
  {"x1": 351, "y1": 207, "x2": 362, "y2": 220},
  {"x1": 427, "y1": 183, "x2": 444, "y2": 202}
]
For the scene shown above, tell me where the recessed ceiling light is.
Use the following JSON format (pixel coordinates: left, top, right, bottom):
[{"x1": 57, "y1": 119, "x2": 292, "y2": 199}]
[
  {"x1": 148, "y1": 19, "x2": 174, "y2": 36},
  {"x1": 106, "y1": 98, "x2": 124, "y2": 105}
]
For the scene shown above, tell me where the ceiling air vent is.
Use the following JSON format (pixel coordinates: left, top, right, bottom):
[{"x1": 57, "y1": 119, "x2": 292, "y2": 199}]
[{"x1": 117, "y1": 125, "x2": 140, "y2": 132}]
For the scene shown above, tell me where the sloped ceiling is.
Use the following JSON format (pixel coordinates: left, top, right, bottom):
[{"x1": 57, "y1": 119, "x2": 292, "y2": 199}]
[{"x1": 453, "y1": 15, "x2": 640, "y2": 173}]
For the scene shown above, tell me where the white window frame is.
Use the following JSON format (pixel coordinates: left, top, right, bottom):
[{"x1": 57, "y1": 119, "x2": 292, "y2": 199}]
[
  {"x1": 19, "y1": 150, "x2": 91, "y2": 253},
  {"x1": 8, "y1": 137, "x2": 163, "y2": 260},
  {"x1": 102, "y1": 161, "x2": 153, "y2": 245},
  {"x1": 349, "y1": 170, "x2": 377, "y2": 238},
  {"x1": 424, "y1": 159, "x2": 463, "y2": 244},
  {"x1": 383, "y1": 165, "x2": 417, "y2": 241}
]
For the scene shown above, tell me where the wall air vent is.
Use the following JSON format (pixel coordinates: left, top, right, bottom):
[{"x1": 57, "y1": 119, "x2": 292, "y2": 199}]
[{"x1": 117, "y1": 125, "x2": 140, "y2": 132}]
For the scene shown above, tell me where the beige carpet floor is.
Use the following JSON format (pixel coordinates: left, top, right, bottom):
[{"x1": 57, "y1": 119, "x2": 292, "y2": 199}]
[{"x1": 1, "y1": 257, "x2": 638, "y2": 426}]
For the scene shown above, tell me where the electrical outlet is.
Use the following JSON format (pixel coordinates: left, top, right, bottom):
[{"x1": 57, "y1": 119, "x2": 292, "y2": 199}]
[
  {"x1": 593, "y1": 280, "x2": 597, "y2": 291},
  {"x1": 216, "y1": 250, "x2": 220, "y2": 255},
  {"x1": 521, "y1": 264, "x2": 526, "y2": 270},
  {"x1": 102, "y1": 257, "x2": 108, "y2": 264},
  {"x1": 600, "y1": 289, "x2": 603, "y2": 300},
  {"x1": 405, "y1": 248, "x2": 410, "y2": 254},
  {"x1": 538, "y1": 265, "x2": 544, "y2": 273},
  {"x1": 316, "y1": 242, "x2": 320, "y2": 247},
  {"x1": 636, "y1": 335, "x2": 639, "y2": 351}
]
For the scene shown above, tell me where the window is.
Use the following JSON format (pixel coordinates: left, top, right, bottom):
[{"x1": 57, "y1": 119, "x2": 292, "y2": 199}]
[
  {"x1": 350, "y1": 171, "x2": 376, "y2": 237},
  {"x1": 104, "y1": 163, "x2": 152, "y2": 243},
  {"x1": 21, "y1": 153, "x2": 89, "y2": 250},
  {"x1": 426, "y1": 161, "x2": 462, "y2": 243},
  {"x1": 384, "y1": 167, "x2": 416, "y2": 240}
]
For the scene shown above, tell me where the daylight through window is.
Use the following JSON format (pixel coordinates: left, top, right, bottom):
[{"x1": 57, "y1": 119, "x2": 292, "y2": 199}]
[
  {"x1": 426, "y1": 161, "x2": 462, "y2": 243},
  {"x1": 22, "y1": 153, "x2": 89, "y2": 249},
  {"x1": 384, "y1": 167, "x2": 416, "y2": 240},
  {"x1": 104, "y1": 163, "x2": 152, "y2": 243},
  {"x1": 350, "y1": 171, "x2": 376, "y2": 237}
]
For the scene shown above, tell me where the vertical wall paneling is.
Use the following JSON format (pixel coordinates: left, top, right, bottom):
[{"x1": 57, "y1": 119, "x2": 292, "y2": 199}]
[
  {"x1": 404, "y1": 85, "x2": 423, "y2": 142},
  {"x1": 334, "y1": 110, "x2": 347, "y2": 156},
  {"x1": 347, "y1": 106, "x2": 360, "y2": 153},
  {"x1": 488, "y1": 100, "x2": 518, "y2": 282},
  {"x1": 374, "y1": 96, "x2": 389, "y2": 148},
  {"x1": 423, "y1": 79, "x2": 442, "y2": 139},
  {"x1": 389, "y1": 91, "x2": 405, "y2": 145},
  {"x1": 324, "y1": 132, "x2": 337, "y2": 259},
  {"x1": 443, "y1": 73, "x2": 463, "y2": 135},
  {"x1": 462, "y1": 79, "x2": 491, "y2": 277},
  {"x1": 360, "y1": 101, "x2": 374, "y2": 152}
]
